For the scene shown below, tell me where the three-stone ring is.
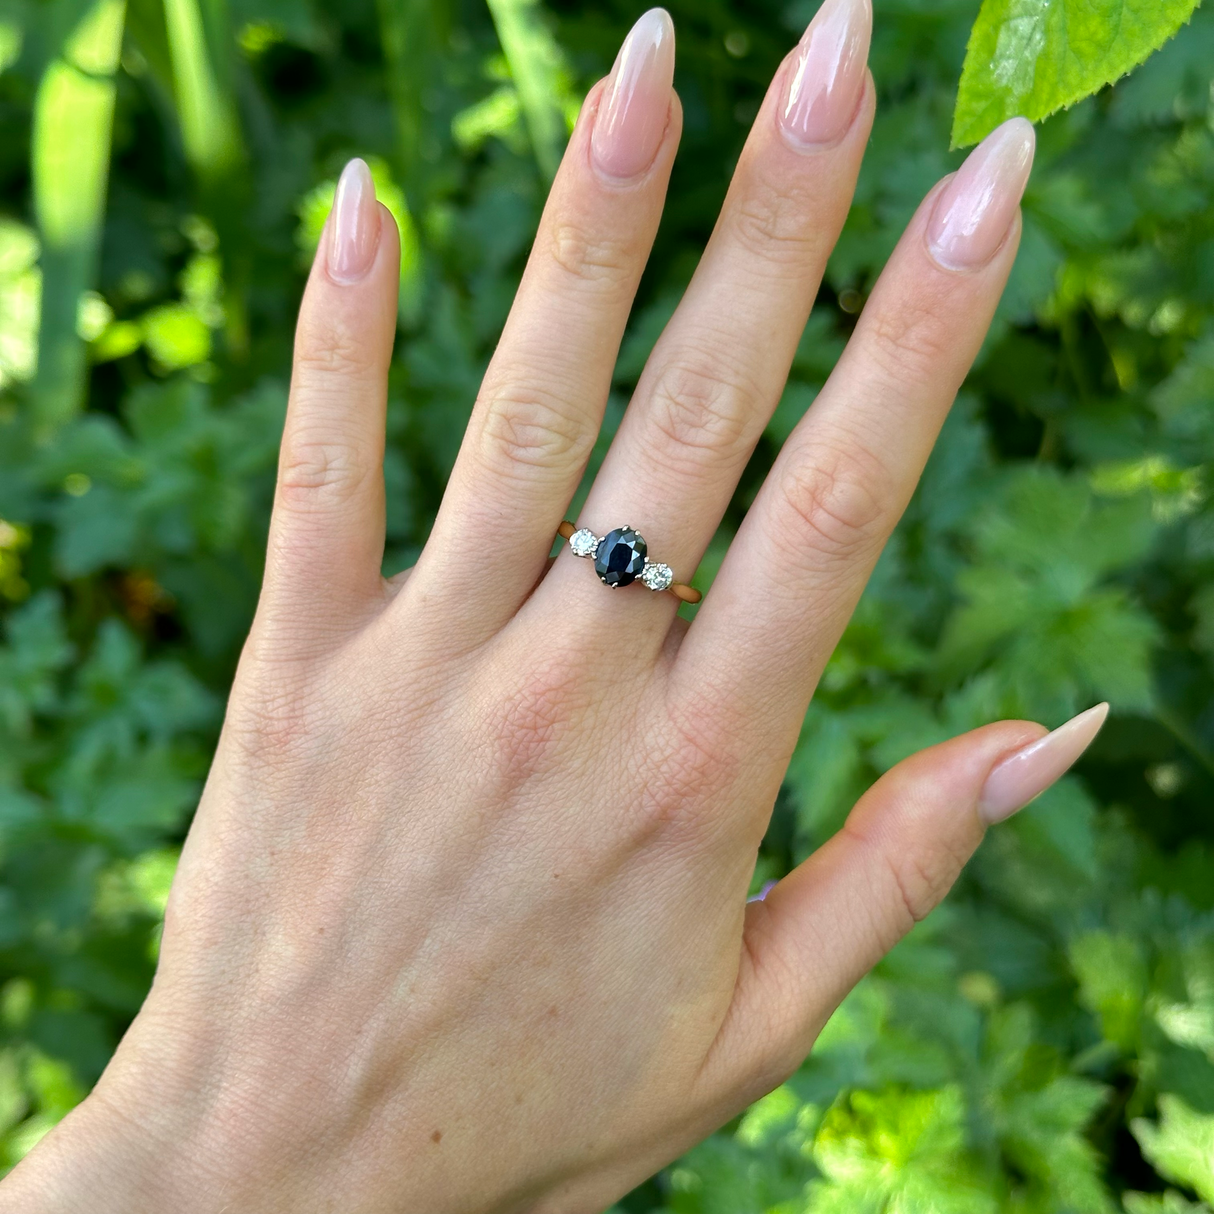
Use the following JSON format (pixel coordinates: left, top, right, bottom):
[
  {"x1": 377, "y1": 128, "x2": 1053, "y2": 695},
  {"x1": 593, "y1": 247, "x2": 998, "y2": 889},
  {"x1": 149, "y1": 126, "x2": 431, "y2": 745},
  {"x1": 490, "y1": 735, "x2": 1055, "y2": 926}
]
[{"x1": 557, "y1": 521, "x2": 702, "y2": 604}]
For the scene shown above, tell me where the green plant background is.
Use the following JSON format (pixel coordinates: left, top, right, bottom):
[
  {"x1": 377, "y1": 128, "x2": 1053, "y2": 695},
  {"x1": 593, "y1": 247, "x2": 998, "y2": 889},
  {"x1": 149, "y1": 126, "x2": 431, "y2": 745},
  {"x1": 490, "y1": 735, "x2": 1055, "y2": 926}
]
[{"x1": 0, "y1": 0, "x2": 1212, "y2": 1209}]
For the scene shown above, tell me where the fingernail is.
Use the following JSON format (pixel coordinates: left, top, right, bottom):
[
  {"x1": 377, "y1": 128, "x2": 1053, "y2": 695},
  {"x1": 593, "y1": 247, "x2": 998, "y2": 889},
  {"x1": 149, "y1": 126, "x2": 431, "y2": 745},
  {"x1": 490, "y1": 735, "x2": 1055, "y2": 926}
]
[
  {"x1": 926, "y1": 117, "x2": 1036, "y2": 271},
  {"x1": 327, "y1": 158, "x2": 382, "y2": 284},
  {"x1": 779, "y1": 0, "x2": 871, "y2": 149},
  {"x1": 978, "y1": 703, "x2": 1109, "y2": 825},
  {"x1": 747, "y1": 880, "x2": 779, "y2": 904},
  {"x1": 591, "y1": 8, "x2": 675, "y2": 181}
]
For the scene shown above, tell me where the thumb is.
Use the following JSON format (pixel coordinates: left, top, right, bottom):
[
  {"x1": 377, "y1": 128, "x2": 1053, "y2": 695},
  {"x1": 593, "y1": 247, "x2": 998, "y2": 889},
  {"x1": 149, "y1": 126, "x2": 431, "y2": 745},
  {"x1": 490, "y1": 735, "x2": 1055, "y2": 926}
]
[{"x1": 704, "y1": 705, "x2": 1108, "y2": 1102}]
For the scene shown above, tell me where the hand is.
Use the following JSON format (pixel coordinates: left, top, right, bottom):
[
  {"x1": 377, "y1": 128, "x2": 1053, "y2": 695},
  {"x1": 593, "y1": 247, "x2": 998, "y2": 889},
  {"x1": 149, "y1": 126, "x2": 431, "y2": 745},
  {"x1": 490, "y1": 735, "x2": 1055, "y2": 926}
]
[{"x1": 2, "y1": 3, "x2": 1107, "y2": 1211}]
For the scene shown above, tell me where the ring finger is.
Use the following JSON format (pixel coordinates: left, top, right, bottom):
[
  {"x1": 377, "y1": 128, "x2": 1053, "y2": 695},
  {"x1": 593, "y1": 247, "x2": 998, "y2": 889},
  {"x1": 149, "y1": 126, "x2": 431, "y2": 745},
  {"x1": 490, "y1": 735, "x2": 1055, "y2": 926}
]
[{"x1": 542, "y1": 0, "x2": 873, "y2": 630}]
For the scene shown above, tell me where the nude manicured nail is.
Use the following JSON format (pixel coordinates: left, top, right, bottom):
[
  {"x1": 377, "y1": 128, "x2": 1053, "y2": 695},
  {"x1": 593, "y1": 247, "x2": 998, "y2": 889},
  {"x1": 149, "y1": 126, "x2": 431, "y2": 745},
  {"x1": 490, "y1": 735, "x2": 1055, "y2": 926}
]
[
  {"x1": 327, "y1": 158, "x2": 382, "y2": 284},
  {"x1": 779, "y1": 0, "x2": 871, "y2": 149},
  {"x1": 978, "y1": 703, "x2": 1109, "y2": 826},
  {"x1": 927, "y1": 117, "x2": 1036, "y2": 271},
  {"x1": 591, "y1": 8, "x2": 675, "y2": 181}
]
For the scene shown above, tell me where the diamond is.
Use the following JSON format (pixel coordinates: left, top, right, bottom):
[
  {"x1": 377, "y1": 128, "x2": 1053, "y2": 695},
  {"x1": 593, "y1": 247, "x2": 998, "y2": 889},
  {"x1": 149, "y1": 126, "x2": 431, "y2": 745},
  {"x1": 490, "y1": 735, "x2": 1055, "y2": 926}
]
[
  {"x1": 569, "y1": 528, "x2": 598, "y2": 558},
  {"x1": 641, "y1": 561, "x2": 674, "y2": 592},
  {"x1": 594, "y1": 527, "x2": 647, "y2": 587}
]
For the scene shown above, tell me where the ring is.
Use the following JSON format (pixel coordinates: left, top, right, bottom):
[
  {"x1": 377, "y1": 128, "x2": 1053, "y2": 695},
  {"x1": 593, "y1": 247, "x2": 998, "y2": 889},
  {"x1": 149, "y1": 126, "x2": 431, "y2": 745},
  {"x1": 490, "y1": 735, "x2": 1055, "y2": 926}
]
[{"x1": 557, "y1": 521, "x2": 702, "y2": 604}]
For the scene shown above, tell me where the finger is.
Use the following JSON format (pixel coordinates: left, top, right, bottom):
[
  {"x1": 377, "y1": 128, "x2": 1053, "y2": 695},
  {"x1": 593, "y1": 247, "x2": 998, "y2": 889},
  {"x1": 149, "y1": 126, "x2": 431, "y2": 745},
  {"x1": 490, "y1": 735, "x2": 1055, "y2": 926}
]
[
  {"x1": 545, "y1": 0, "x2": 874, "y2": 628},
  {"x1": 701, "y1": 705, "x2": 1108, "y2": 1101},
  {"x1": 682, "y1": 119, "x2": 1036, "y2": 729},
  {"x1": 409, "y1": 10, "x2": 681, "y2": 639},
  {"x1": 261, "y1": 158, "x2": 401, "y2": 631}
]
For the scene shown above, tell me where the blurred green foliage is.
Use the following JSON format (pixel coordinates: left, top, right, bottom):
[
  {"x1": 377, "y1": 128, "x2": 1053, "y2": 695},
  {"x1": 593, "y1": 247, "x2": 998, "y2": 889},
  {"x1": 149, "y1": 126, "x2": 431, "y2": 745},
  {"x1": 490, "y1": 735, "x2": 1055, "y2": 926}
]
[{"x1": 0, "y1": 0, "x2": 1212, "y2": 1207}]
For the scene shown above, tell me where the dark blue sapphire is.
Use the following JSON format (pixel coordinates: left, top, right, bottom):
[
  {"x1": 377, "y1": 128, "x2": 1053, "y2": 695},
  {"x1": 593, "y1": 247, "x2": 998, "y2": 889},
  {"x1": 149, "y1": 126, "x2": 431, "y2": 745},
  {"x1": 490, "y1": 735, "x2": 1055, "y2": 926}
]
[{"x1": 594, "y1": 527, "x2": 647, "y2": 587}]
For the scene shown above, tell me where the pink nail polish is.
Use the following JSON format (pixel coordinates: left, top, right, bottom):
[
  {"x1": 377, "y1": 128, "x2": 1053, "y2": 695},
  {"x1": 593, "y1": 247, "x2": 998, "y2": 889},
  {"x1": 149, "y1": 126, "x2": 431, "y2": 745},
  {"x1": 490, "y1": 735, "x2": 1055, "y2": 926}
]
[
  {"x1": 591, "y1": 8, "x2": 676, "y2": 181},
  {"x1": 978, "y1": 704, "x2": 1109, "y2": 825},
  {"x1": 779, "y1": 0, "x2": 871, "y2": 149},
  {"x1": 926, "y1": 118, "x2": 1036, "y2": 271},
  {"x1": 327, "y1": 158, "x2": 382, "y2": 284}
]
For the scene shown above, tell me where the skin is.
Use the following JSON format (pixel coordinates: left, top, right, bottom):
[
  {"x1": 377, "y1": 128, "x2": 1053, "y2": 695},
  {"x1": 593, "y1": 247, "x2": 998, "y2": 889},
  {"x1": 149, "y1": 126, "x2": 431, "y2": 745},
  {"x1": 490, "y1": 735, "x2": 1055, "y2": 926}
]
[{"x1": 0, "y1": 14, "x2": 1073, "y2": 1214}]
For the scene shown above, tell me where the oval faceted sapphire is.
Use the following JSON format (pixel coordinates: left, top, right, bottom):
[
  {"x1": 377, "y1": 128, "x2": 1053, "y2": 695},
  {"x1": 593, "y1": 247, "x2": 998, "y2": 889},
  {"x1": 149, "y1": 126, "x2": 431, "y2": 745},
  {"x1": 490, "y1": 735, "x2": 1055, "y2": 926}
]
[{"x1": 594, "y1": 527, "x2": 647, "y2": 587}]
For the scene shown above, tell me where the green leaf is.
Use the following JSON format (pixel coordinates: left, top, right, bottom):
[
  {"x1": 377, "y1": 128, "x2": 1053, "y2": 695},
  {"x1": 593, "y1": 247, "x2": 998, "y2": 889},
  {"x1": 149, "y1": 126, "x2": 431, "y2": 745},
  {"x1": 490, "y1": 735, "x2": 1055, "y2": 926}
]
[
  {"x1": 939, "y1": 467, "x2": 1159, "y2": 718},
  {"x1": 484, "y1": 0, "x2": 572, "y2": 179},
  {"x1": 810, "y1": 1087, "x2": 998, "y2": 1214},
  {"x1": 375, "y1": 0, "x2": 437, "y2": 200},
  {"x1": 1071, "y1": 932, "x2": 1149, "y2": 1051},
  {"x1": 452, "y1": 85, "x2": 525, "y2": 155},
  {"x1": 1016, "y1": 776, "x2": 1100, "y2": 880},
  {"x1": 784, "y1": 704, "x2": 867, "y2": 846},
  {"x1": 0, "y1": 592, "x2": 73, "y2": 733},
  {"x1": 0, "y1": 17, "x2": 21, "y2": 74},
  {"x1": 952, "y1": 0, "x2": 1203, "y2": 147},
  {"x1": 1001, "y1": 1076, "x2": 1114, "y2": 1212},
  {"x1": 1133, "y1": 1096, "x2": 1214, "y2": 1204},
  {"x1": 162, "y1": 0, "x2": 243, "y2": 178},
  {"x1": 30, "y1": 0, "x2": 126, "y2": 429},
  {"x1": 1153, "y1": 943, "x2": 1214, "y2": 1063},
  {"x1": 1124, "y1": 1193, "x2": 1213, "y2": 1214},
  {"x1": 0, "y1": 220, "x2": 40, "y2": 390}
]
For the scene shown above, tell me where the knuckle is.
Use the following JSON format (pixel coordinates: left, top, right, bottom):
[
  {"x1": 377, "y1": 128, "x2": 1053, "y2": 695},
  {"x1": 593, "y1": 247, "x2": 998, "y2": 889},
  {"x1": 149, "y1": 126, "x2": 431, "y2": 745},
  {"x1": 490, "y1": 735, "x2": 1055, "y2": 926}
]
[
  {"x1": 223, "y1": 674, "x2": 319, "y2": 771},
  {"x1": 477, "y1": 385, "x2": 595, "y2": 477},
  {"x1": 547, "y1": 219, "x2": 637, "y2": 289},
  {"x1": 294, "y1": 322, "x2": 371, "y2": 382},
  {"x1": 484, "y1": 655, "x2": 587, "y2": 785},
  {"x1": 882, "y1": 848, "x2": 932, "y2": 930},
  {"x1": 887, "y1": 838, "x2": 962, "y2": 924},
  {"x1": 636, "y1": 702, "x2": 740, "y2": 835},
  {"x1": 278, "y1": 431, "x2": 373, "y2": 501},
  {"x1": 728, "y1": 184, "x2": 820, "y2": 266},
  {"x1": 775, "y1": 446, "x2": 890, "y2": 565},
  {"x1": 645, "y1": 356, "x2": 756, "y2": 469},
  {"x1": 845, "y1": 819, "x2": 969, "y2": 937},
  {"x1": 865, "y1": 295, "x2": 954, "y2": 382}
]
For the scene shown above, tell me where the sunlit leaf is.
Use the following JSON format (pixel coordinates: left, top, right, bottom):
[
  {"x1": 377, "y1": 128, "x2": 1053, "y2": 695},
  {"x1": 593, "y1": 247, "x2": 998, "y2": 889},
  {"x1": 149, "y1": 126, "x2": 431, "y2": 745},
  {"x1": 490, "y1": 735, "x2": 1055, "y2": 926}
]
[
  {"x1": 30, "y1": 0, "x2": 126, "y2": 429},
  {"x1": 1124, "y1": 1193, "x2": 1212, "y2": 1214},
  {"x1": 0, "y1": 222, "x2": 40, "y2": 389},
  {"x1": 484, "y1": 0, "x2": 572, "y2": 178},
  {"x1": 1134, "y1": 1096, "x2": 1214, "y2": 1204},
  {"x1": 0, "y1": 19, "x2": 21, "y2": 74},
  {"x1": 162, "y1": 0, "x2": 242, "y2": 176},
  {"x1": 953, "y1": 0, "x2": 1203, "y2": 146},
  {"x1": 452, "y1": 85, "x2": 525, "y2": 154},
  {"x1": 141, "y1": 302, "x2": 211, "y2": 371}
]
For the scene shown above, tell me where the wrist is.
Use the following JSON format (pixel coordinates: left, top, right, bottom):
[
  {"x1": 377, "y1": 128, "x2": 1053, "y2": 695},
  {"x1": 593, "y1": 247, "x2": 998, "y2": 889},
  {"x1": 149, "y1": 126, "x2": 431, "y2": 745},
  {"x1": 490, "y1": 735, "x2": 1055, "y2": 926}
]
[
  {"x1": 0, "y1": 1012, "x2": 229, "y2": 1214},
  {"x1": 0, "y1": 1091, "x2": 167, "y2": 1214},
  {"x1": 0, "y1": 1008, "x2": 508, "y2": 1214}
]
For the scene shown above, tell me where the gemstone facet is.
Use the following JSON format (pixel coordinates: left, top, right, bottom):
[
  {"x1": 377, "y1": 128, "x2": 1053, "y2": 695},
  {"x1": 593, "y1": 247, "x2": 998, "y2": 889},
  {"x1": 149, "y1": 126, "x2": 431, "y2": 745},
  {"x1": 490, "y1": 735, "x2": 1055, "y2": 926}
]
[
  {"x1": 569, "y1": 528, "x2": 598, "y2": 558},
  {"x1": 641, "y1": 561, "x2": 674, "y2": 592},
  {"x1": 594, "y1": 527, "x2": 647, "y2": 587}
]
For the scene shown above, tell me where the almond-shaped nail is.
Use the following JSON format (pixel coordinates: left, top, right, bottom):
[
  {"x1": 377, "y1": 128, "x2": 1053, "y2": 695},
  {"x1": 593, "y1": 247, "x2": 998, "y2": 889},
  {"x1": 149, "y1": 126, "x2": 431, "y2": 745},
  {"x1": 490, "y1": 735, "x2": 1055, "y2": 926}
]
[
  {"x1": 926, "y1": 117, "x2": 1035, "y2": 271},
  {"x1": 591, "y1": 8, "x2": 675, "y2": 181},
  {"x1": 978, "y1": 703, "x2": 1109, "y2": 826},
  {"x1": 327, "y1": 158, "x2": 382, "y2": 284},
  {"x1": 779, "y1": 0, "x2": 871, "y2": 149}
]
